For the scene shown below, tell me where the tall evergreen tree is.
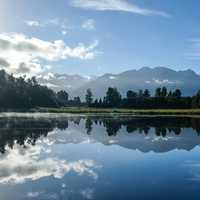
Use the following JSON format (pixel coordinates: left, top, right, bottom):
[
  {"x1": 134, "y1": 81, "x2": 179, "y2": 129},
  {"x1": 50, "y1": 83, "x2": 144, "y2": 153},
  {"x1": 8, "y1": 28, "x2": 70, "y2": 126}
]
[
  {"x1": 74, "y1": 96, "x2": 81, "y2": 105},
  {"x1": 143, "y1": 89, "x2": 150, "y2": 97},
  {"x1": 99, "y1": 98, "x2": 103, "y2": 105},
  {"x1": 105, "y1": 87, "x2": 121, "y2": 107},
  {"x1": 155, "y1": 87, "x2": 162, "y2": 97},
  {"x1": 168, "y1": 90, "x2": 173, "y2": 97},
  {"x1": 173, "y1": 89, "x2": 181, "y2": 98},
  {"x1": 127, "y1": 90, "x2": 137, "y2": 99},
  {"x1": 57, "y1": 90, "x2": 69, "y2": 106},
  {"x1": 161, "y1": 87, "x2": 167, "y2": 97},
  {"x1": 85, "y1": 88, "x2": 93, "y2": 106}
]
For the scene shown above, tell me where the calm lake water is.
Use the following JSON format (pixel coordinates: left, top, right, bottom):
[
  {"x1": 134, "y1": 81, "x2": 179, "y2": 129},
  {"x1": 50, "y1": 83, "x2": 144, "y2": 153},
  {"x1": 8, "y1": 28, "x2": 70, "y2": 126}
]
[{"x1": 0, "y1": 113, "x2": 200, "y2": 199}]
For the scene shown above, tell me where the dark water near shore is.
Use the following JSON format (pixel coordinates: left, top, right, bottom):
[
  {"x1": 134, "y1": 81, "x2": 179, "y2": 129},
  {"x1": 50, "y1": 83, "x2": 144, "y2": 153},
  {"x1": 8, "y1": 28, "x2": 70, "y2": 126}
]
[{"x1": 0, "y1": 114, "x2": 200, "y2": 199}]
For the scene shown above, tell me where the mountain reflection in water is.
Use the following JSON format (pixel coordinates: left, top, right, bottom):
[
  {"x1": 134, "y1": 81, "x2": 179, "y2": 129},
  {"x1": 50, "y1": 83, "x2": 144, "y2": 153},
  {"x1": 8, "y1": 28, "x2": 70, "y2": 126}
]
[
  {"x1": 0, "y1": 115, "x2": 200, "y2": 200},
  {"x1": 0, "y1": 116, "x2": 200, "y2": 153}
]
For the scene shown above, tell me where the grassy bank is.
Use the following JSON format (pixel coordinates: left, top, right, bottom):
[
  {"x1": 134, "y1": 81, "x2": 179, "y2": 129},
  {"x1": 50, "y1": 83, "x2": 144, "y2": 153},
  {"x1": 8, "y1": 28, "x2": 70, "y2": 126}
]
[{"x1": 31, "y1": 107, "x2": 200, "y2": 115}]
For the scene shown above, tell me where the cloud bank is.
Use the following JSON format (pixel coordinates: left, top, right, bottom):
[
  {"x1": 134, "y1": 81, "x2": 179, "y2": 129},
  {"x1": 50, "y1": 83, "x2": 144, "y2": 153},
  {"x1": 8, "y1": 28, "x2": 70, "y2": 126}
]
[{"x1": 0, "y1": 32, "x2": 99, "y2": 76}]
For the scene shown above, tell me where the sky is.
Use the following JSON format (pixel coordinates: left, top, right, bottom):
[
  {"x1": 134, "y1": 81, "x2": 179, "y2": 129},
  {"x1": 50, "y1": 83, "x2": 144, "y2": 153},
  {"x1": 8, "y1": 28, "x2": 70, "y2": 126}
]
[{"x1": 1, "y1": 0, "x2": 200, "y2": 77}]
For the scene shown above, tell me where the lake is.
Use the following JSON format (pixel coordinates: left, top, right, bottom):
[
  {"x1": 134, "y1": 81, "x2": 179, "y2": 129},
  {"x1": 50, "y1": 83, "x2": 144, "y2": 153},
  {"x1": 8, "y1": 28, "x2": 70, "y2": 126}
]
[{"x1": 0, "y1": 113, "x2": 200, "y2": 200}]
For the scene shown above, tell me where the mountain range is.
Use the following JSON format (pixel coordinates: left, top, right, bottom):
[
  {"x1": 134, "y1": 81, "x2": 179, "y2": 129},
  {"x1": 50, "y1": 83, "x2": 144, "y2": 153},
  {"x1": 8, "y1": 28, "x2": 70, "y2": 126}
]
[{"x1": 38, "y1": 67, "x2": 200, "y2": 99}]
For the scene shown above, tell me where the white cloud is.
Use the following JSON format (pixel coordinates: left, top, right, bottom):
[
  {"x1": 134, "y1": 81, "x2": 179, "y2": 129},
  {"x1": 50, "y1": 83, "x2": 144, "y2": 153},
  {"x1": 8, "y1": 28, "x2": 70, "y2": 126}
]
[
  {"x1": 25, "y1": 18, "x2": 72, "y2": 36},
  {"x1": 71, "y1": 0, "x2": 170, "y2": 17},
  {"x1": 0, "y1": 32, "x2": 99, "y2": 76},
  {"x1": 43, "y1": 73, "x2": 55, "y2": 80},
  {"x1": 0, "y1": 143, "x2": 99, "y2": 185},
  {"x1": 26, "y1": 20, "x2": 42, "y2": 27},
  {"x1": 82, "y1": 19, "x2": 96, "y2": 30},
  {"x1": 26, "y1": 192, "x2": 43, "y2": 198},
  {"x1": 26, "y1": 18, "x2": 61, "y2": 28},
  {"x1": 80, "y1": 188, "x2": 95, "y2": 199}
]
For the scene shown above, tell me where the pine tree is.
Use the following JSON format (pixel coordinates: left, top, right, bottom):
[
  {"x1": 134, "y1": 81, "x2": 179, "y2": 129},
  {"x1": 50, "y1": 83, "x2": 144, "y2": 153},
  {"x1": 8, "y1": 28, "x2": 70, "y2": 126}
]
[{"x1": 85, "y1": 88, "x2": 93, "y2": 106}]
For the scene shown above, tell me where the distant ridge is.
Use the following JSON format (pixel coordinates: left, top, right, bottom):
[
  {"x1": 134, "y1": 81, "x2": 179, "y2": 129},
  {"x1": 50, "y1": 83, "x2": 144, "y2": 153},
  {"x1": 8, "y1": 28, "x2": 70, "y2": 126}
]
[{"x1": 38, "y1": 67, "x2": 200, "y2": 99}]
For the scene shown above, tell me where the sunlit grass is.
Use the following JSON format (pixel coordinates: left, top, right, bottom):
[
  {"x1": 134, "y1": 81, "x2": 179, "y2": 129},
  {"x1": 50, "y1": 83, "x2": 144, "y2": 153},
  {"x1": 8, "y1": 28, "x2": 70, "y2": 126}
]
[{"x1": 32, "y1": 107, "x2": 200, "y2": 115}]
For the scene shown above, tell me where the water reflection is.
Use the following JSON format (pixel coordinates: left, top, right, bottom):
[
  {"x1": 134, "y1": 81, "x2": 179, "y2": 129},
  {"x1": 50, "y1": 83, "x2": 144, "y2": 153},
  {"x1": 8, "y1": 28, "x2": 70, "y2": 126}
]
[
  {"x1": 0, "y1": 117, "x2": 68, "y2": 153},
  {"x1": 0, "y1": 116, "x2": 200, "y2": 153},
  {"x1": 0, "y1": 145, "x2": 98, "y2": 184},
  {"x1": 0, "y1": 115, "x2": 200, "y2": 199}
]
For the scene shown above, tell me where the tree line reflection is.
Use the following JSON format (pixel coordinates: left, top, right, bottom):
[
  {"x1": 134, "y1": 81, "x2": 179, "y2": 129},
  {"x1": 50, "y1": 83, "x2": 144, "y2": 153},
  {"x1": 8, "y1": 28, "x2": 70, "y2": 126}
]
[
  {"x1": 85, "y1": 117, "x2": 200, "y2": 136},
  {"x1": 0, "y1": 117, "x2": 68, "y2": 153},
  {"x1": 0, "y1": 116, "x2": 200, "y2": 153}
]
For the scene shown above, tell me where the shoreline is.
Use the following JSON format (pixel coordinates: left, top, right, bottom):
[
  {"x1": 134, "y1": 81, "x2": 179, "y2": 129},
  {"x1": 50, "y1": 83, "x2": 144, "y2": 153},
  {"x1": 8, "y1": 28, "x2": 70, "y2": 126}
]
[
  {"x1": 2, "y1": 107, "x2": 200, "y2": 117},
  {"x1": 31, "y1": 107, "x2": 200, "y2": 116}
]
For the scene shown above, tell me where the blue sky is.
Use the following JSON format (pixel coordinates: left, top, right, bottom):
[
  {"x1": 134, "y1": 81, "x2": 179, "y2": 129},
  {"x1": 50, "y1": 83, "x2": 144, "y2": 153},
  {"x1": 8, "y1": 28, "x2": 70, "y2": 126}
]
[{"x1": 1, "y1": 0, "x2": 200, "y2": 76}]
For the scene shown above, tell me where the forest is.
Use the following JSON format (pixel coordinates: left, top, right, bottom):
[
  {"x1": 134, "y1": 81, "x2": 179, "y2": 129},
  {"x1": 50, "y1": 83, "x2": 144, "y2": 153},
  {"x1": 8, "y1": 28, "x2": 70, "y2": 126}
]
[
  {"x1": 1, "y1": 69, "x2": 200, "y2": 109},
  {"x1": 87, "y1": 87, "x2": 200, "y2": 109}
]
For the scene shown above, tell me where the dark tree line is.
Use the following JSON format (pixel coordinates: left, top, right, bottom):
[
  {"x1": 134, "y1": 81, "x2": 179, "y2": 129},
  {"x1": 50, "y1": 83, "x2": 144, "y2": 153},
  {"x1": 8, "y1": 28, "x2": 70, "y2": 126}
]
[
  {"x1": 88, "y1": 87, "x2": 200, "y2": 109},
  {"x1": 2, "y1": 68, "x2": 200, "y2": 109},
  {"x1": 0, "y1": 70, "x2": 83, "y2": 109},
  {"x1": 0, "y1": 70, "x2": 57, "y2": 109}
]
